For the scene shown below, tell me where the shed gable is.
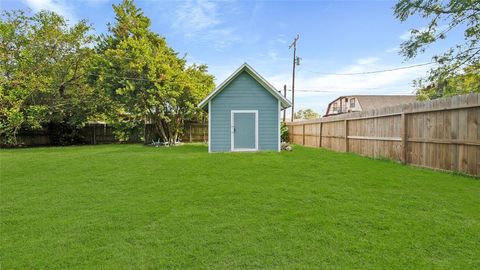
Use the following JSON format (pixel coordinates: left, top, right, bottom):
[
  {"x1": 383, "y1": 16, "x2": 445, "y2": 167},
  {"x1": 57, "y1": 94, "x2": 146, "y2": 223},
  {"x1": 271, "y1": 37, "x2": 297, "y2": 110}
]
[
  {"x1": 212, "y1": 71, "x2": 277, "y2": 105},
  {"x1": 198, "y1": 63, "x2": 291, "y2": 109}
]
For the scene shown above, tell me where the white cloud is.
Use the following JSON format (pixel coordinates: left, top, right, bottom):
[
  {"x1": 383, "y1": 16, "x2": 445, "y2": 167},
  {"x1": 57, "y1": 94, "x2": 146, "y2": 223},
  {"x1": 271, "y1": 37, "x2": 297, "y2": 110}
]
[
  {"x1": 267, "y1": 50, "x2": 278, "y2": 61},
  {"x1": 174, "y1": 0, "x2": 220, "y2": 31},
  {"x1": 173, "y1": 0, "x2": 239, "y2": 49},
  {"x1": 356, "y1": 57, "x2": 380, "y2": 65},
  {"x1": 386, "y1": 46, "x2": 400, "y2": 53},
  {"x1": 399, "y1": 30, "x2": 412, "y2": 41},
  {"x1": 23, "y1": 0, "x2": 76, "y2": 22},
  {"x1": 276, "y1": 34, "x2": 287, "y2": 44}
]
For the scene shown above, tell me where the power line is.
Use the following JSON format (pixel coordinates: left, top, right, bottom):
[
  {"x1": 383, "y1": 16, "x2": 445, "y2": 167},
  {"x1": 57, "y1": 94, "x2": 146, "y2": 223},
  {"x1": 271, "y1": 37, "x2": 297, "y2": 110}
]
[
  {"x1": 288, "y1": 89, "x2": 363, "y2": 92},
  {"x1": 302, "y1": 62, "x2": 433, "y2": 76},
  {"x1": 284, "y1": 86, "x2": 415, "y2": 93},
  {"x1": 286, "y1": 88, "x2": 381, "y2": 93}
]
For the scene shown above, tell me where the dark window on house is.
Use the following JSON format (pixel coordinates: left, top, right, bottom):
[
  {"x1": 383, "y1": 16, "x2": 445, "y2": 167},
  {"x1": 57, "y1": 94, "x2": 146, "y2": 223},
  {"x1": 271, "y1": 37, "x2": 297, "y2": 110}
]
[
  {"x1": 332, "y1": 103, "x2": 338, "y2": 111},
  {"x1": 350, "y1": 98, "x2": 355, "y2": 107}
]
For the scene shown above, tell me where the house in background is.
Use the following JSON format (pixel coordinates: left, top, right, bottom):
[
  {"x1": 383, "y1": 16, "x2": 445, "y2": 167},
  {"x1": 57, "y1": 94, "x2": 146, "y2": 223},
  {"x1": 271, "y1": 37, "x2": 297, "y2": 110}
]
[
  {"x1": 323, "y1": 95, "x2": 416, "y2": 117},
  {"x1": 198, "y1": 63, "x2": 291, "y2": 152}
]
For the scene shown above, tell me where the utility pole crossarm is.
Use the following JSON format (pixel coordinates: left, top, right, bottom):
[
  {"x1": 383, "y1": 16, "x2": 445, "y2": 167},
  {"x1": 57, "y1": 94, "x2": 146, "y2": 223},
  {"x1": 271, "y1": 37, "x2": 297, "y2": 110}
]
[{"x1": 289, "y1": 34, "x2": 299, "y2": 49}]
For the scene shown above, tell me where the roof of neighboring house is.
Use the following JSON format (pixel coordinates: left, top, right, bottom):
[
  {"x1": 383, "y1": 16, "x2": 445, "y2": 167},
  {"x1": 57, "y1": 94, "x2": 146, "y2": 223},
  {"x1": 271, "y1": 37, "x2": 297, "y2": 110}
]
[
  {"x1": 198, "y1": 63, "x2": 292, "y2": 110},
  {"x1": 329, "y1": 95, "x2": 416, "y2": 110},
  {"x1": 352, "y1": 95, "x2": 416, "y2": 110}
]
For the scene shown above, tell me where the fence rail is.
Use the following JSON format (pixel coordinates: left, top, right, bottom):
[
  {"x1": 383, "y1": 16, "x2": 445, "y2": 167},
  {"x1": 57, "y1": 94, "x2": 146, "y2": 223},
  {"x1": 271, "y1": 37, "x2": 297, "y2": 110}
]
[{"x1": 287, "y1": 93, "x2": 480, "y2": 176}]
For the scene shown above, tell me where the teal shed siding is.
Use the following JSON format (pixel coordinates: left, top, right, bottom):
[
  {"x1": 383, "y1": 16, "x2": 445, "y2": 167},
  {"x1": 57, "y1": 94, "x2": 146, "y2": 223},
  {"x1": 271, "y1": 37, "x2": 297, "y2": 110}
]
[{"x1": 210, "y1": 71, "x2": 279, "y2": 152}]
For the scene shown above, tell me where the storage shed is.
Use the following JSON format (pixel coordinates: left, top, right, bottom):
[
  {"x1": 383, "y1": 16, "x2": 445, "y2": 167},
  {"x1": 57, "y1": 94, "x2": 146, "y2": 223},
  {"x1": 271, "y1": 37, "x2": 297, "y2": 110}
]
[{"x1": 198, "y1": 63, "x2": 291, "y2": 152}]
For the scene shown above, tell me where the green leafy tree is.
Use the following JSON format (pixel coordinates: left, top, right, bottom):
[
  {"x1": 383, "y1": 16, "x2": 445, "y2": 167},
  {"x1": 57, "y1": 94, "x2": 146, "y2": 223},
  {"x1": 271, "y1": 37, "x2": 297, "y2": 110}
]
[
  {"x1": 294, "y1": 109, "x2": 320, "y2": 120},
  {"x1": 416, "y1": 63, "x2": 480, "y2": 100},
  {"x1": 0, "y1": 10, "x2": 97, "y2": 145},
  {"x1": 93, "y1": 0, "x2": 214, "y2": 144},
  {"x1": 394, "y1": 0, "x2": 480, "y2": 98}
]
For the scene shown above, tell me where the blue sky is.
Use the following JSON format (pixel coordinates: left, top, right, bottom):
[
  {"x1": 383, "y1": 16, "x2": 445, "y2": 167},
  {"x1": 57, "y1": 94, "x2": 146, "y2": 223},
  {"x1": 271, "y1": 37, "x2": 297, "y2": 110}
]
[{"x1": 2, "y1": 0, "x2": 464, "y2": 115}]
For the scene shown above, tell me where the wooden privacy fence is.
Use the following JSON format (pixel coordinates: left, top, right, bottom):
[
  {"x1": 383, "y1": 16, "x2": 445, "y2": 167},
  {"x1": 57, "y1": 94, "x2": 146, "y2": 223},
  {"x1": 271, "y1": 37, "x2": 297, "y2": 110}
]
[
  {"x1": 6, "y1": 122, "x2": 208, "y2": 147},
  {"x1": 144, "y1": 122, "x2": 208, "y2": 143},
  {"x1": 287, "y1": 93, "x2": 480, "y2": 176},
  {"x1": 184, "y1": 122, "x2": 208, "y2": 143},
  {"x1": 84, "y1": 121, "x2": 208, "y2": 144}
]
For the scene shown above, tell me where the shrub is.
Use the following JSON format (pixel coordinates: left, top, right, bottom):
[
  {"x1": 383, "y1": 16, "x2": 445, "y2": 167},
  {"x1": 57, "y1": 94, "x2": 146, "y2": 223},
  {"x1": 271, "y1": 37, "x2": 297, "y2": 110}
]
[{"x1": 281, "y1": 122, "x2": 289, "y2": 143}]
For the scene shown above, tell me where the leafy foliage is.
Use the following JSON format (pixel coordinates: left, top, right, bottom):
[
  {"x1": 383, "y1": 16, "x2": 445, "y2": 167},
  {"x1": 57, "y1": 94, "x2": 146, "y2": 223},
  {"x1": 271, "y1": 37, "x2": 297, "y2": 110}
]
[
  {"x1": 280, "y1": 121, "x2": 289, "y2": 142},
  {"x1": 0, "y1": 10, "x2": 98, "y2": 145},
  {"x1": 92, "y1": 0, "x2": 214, "y2": 144},
  {"x1": 394, "y1": 0, "x2": 480, "y2": 98},
  {"x1": 416, "y1": 62, "x2": 480, "y2": 100},
  {"x1": 294, "y1": 109, "x2": 320, "y2": 120}
]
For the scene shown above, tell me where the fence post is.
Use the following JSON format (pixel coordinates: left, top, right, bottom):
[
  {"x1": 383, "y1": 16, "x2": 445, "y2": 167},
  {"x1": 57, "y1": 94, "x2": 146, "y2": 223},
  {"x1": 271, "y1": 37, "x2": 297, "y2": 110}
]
[
  {"x1": 401, "y1": 113, "x2": 407, "y2": 164},
  {"x1": 93, "y1": 124, "x2": 96, "y2": 145},
  {"x1": 319, "y1": 122, "x2": 322, "y2": 148},
  {"x1": 344, "y1": 119, "x2": 349, "y2": 152},
  {"x1": 302, "y1": 124, "x2": 306, "y2": 145},
  {"x1": 203, "y1": 124, "x2": 206, "y2": 143},
  {"x1": 189, "y1": 124, "x2": 192, "y2": 143}
]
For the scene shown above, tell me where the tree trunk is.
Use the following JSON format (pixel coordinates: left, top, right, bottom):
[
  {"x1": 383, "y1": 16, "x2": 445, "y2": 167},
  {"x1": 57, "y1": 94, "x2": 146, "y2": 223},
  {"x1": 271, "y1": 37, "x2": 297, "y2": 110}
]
[{"x1": 150, "y1": 115, "x2": 168, "y2": 143}]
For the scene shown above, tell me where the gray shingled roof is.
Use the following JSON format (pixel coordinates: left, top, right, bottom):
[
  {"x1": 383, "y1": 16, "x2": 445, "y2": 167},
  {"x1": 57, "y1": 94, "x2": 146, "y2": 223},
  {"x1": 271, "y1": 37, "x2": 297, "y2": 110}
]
[{"x1": 352, "y1": 95, "x2": 416, "y2": 110}]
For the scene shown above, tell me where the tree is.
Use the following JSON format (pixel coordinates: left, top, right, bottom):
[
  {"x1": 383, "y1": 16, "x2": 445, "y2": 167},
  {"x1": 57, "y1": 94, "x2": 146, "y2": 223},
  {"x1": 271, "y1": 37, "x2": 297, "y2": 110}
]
[
  {"x1": 416, "y1": 62, "x2": 480, "y2": 100},
  {"x1": 394, "y1": 0, "x2": 479, "y2": 98},
  {"x1": 93, "y1": 0, "x2": 214, "y2": 144},
  {"x1": 294, "y1": 109, "x2": 319, "y2": 120},
  {"x1": 0, "y1": 10, "x2": 97, "y2": 145}
]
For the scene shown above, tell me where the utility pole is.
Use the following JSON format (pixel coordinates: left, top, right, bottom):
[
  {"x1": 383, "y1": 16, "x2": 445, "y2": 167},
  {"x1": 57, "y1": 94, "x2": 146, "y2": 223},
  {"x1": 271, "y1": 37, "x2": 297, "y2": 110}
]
[
  {"x1": 283, "y1": 84, "x2": 287, "y2": 122},
  {"x1": 289, "y1": 34, "x2": 299, "y2": 122}
]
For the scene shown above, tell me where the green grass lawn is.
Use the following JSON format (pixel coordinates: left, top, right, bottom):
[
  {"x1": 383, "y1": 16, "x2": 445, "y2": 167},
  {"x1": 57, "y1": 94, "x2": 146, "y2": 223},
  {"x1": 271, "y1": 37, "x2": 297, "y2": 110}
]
[{"x1": 1, "y1": 144, "x2": 479, "y2": 269}]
